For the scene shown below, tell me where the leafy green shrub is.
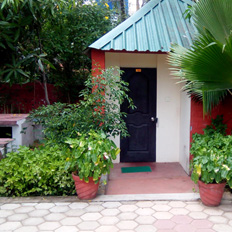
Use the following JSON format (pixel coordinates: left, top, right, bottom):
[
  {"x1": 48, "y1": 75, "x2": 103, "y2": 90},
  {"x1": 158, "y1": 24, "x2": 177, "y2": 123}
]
[
  {"x1": 203, "y1": 115, "x2": 227, "y2": 136},
  {"x1": 190, "y1": 115, "x2": 229, "y2": 157},
  {"x1": 0, "y1": 145, "x2": 75, "y2": 197},
  {"x1": 29, "y1": 67, "x2": 135, "y2": 143},
  {"x1": 191, "y1": 115, "x2": 232, "y2": 187}
]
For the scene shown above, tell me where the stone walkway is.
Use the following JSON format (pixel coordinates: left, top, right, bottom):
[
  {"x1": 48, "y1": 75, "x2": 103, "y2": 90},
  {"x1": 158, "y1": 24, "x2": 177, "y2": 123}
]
[{"x1": 0, "y1": 198, "x2": 232, "y2": 232}]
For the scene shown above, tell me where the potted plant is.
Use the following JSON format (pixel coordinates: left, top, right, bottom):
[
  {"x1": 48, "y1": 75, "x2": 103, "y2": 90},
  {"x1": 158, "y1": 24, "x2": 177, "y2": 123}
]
[
  {"x1": 65, "y1": 130, "x2": 120, "y2": 200},
  {"x1": 29, "y1": 67, "x2": 134, "y2": 199},
  {"x1": 191, "y1": 116, "x2": 232, "y2": 206}
]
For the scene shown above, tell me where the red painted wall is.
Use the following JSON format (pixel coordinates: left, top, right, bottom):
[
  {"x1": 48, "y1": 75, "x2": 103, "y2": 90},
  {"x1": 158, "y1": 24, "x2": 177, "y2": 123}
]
[
  {"x1": 0, "y1": 83, "x2": 58, "y2": 113},
  {"x1": 190, "y1": 94, "x2": 232, "y2": 140},
  {"x1": 91, "y1": 49, "x2": 105, "y2": 76}
]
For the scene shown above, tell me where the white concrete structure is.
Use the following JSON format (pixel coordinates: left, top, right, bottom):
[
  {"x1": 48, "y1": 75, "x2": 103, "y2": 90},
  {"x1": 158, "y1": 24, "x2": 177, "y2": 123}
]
[{"x1": 0, "y1": 114, "x2": 39, "y2": 153}]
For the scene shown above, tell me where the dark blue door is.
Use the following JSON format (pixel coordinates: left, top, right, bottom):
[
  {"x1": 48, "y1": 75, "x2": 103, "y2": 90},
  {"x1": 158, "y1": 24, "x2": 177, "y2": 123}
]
[{"x1": 120, "y1": 68, "x2": 157, "y2": 162}]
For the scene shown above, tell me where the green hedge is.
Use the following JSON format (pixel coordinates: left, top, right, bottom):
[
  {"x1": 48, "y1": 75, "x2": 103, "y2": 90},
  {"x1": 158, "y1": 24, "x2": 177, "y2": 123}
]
[{"x1": 0, "y1": 144, "x2": 75, "y2": 197}]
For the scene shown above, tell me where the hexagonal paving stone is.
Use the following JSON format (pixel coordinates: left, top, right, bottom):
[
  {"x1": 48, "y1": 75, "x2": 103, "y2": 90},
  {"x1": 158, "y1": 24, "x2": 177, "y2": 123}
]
[
  {"x1": 208, "y1": 216, "x2": 228, "y2": 224},
  {"x1": 171, "y1": 215, "x2": 193, "y2": 224},
  {"x1": 204, "y1": 208, "x2": 224, "y2": 216},
  {"x1": 174, "y1": 224, "x2": 196, "y2": 232},
  {"x1": 168, "y1": 201, "x2": 186, "y2": 208},
  {"x1": 60, "y1": 217, "x2": 82, "y2": 226},
  {"x1": 95, "y1": 225, "x2": 119, "y2": 232},
  {"x1": 169, "y1": 208, "x2": 189, "y2": 216},
  {"x1": 219, "y1": 204, "x2": 232, "y2": 212},
  {"x1": 78, "y1": 231, "x2": 95, "y2": 232},
  {"x1": 0, "y1": 218, "x2": 6, "y2": 224},
  {"x1": 102, "y1": 202, "x2": 121, "y2": 208},
  {"x1": 78, "y1": 221, "x2": 100, "y2": 230},
  {"x1": 49, "y1": 206, "x2": 70, "y2": 213},
  {"x1": 116, "y1": 220, "x2": 138, "y2": 230},
  {"x1": 38, "y1": 222, "x2": 61, "y2": 231},
  {"x1": 55, "y1": 225, "x2": 78, "y2": 232},
  {"x1": 65, "y1": 209, "x2": 85, "y2": 217},
  {"x1": 81, "y1": 212, "x2": 102, "y2": 221},
  {"x1": 118, "y1": 212, "x2": 138, "y2": 220},
  {"x1": 22, "y1": 203, "x2": 37, "y2": 206},
  {"x1": 200, "y1": 230, "x2": 216, "y2": 232},
  {"x1": 135, "y1": 208, "x2": 155, "y2": 216},
  {"x1": 101, "y1": 208, "x2": 120, "y2": 216},
  {"x1": 85, "y1": 205, "x2": 104, "y2": 212},
  {"x1": 8, "y1": 213, "x2": 28, "y2": 221},
  {"x1": 189, "y1": 212, "x2": 208, "y2": 219},
  {"x1": 15, "y1": 207, "x2": 35, "y2": 213},
  {"x1": 121, "y1": 201, "x2": 138, "y2": 205},
  {"x1": 229, "y1": 220, "x2": 232, "y2": 227},
  {"x1": 0, "y1": 221, "x2": 21, "y2": 230},
  {"x1": 69, "y1": 202, "x2": 89, "y2": 209},
  {"x1": 213, "y1": 224, "x2": 232, "y2": 232},
  {"x1": 1, "y1": 204, "x2": 20, "y2": 210},
  {"x1": 185, "y1": 204, "x2": 205, "y2": 212},
  {"x1": 44, "y1": 213, "x2": 66, "y2": 221},
  {"x1": 29, "y1": 209, "x2": 50, "y2": 217},
  {"x1": 78, "y1": 231, "x2": 94, "y2": 232},
  {"x1": 135, "y1": 215, "x2": 156, "y2": 224},
  {"x1": 136, "y1": 201, "x2": 154, "y2": 208},
  {"x1": 0, "y1": 209, "x2": 14, "y2": 218},
  {"x1": 154, "y1": 219, "x2": 176, "y2": 229},
  {"x1": 224, "y1": 212, "x2": 232, "y2": 220},
  {"x1": 14, "y1": 226, "x2": 38, "y2": 232},
  {"x1": 191, "y1": 219, "x2": 213, "y2": 229},
  {"x1": 118, "y1": 205, "x2": 138, "y2": 212},
  {"x1": 22, "y1": 217, "x2": 44, "y2": 226},
  {"x1": 89, "y1": 202, "x2": 103, "y2": 205},
  {"x1": 152, "y1": 204, "x2": 171, "y2": 212},
  {"x1": 55, "y1": 202, "x2": 70, "y2": 206},
  {"x1": 135, "y1": 225, "x2": 157, "y2": 232},
  {"x1": 153, "y1": 201, "x2": 170, "y2": 205},
  {"x1": 153, "y1": 212, "x2": 173, "y2": 219},
  {"x1": 35, "y1": 203, "x2": 55, "y2": 209},
  {"x1": 118, "y1": 230, "x2": 134, "y2": 232},
  {"x1": 98, "y1": 216, "x2": 119, "y2": 225}
]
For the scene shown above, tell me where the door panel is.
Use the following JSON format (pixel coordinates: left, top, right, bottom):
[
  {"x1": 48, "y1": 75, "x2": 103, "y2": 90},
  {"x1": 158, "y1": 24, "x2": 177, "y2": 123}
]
[{"x1": 120, "y1": 68, "x2": 157, "y2": 162}]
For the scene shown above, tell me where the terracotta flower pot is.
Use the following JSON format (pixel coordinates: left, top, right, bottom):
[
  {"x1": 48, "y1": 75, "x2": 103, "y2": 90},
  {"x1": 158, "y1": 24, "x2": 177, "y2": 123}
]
[
  {"x1": 72, "y1": 172, "x2": 100, "y2": 200},
  {"x1": 198, "y1": 180, "x2": 226, "y2": 207}
]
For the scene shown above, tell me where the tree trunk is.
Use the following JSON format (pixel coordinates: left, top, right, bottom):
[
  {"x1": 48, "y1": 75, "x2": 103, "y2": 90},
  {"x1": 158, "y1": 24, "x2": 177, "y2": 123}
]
[
  {"x1": 120, "y1": 0, "x2": 126, "y2": 21},
  {"x1": 136, "y1": 0, "x2": 140, "y2": 11},
  {"x1": 42, "y1": 72, "x2": 50, "y2": 105},
  {"x1": 37, "y1": 28, "x2": 50, "y2": 105}
]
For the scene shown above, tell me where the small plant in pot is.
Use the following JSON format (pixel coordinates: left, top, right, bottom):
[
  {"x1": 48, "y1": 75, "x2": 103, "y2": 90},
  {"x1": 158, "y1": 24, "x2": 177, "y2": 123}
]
[
  {"x1": 191, "y1": 116, "x2": 232, "y2": 206},
  {"x1": 29, "y1": 67, "x2": 135, "y2": 199},
  {"x1": 65, "y1": 130, "x2": 120, "y2": 200}
]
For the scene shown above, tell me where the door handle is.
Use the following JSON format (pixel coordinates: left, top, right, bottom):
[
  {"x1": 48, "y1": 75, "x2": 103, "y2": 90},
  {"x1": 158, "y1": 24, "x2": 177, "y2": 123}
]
[{"x1": 151, "y1": 117, "x2": 158, "y2": 123}]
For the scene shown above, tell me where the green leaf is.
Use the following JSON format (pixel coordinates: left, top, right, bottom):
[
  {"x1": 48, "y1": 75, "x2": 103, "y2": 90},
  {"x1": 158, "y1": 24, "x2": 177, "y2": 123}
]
[{"x1": 38, "y1": 59, "x2": 44, "y2": 72}]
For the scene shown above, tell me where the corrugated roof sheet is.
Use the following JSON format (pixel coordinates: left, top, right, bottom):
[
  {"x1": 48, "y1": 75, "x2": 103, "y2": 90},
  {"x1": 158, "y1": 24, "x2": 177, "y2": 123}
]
[{"x1": 89, "y1": 0, "x2": 197, "y2": 52}]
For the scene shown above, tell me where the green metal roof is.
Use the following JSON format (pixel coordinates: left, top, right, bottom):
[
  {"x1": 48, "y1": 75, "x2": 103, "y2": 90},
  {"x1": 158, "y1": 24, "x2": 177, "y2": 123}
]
[{"x1": 89, "y1": 0, "x2": 196, "y2": 52}]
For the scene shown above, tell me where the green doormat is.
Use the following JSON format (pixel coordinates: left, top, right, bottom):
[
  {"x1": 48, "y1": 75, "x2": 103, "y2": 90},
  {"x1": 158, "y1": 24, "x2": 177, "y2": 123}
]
[{"x1": 121, "y1": 166, "x2": 152, "y2": 173}]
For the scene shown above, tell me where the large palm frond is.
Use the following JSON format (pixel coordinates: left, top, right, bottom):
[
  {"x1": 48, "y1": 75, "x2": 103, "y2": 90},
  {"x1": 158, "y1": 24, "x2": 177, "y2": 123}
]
[
  {"x1": 168, "y1": 0, "x2": 232, "y2": 114},
  {"x1": 193, "y1": 0, "x2": 232, "y2": 43}
]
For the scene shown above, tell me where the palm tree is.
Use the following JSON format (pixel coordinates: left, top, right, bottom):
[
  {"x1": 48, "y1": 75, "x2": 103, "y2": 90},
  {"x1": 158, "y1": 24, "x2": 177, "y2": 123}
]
[{"x1": 168, "y1": 0, "x2": 232, "y2": 114}]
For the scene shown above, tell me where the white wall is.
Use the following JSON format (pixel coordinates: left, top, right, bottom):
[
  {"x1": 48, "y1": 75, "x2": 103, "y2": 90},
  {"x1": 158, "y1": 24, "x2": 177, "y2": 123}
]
[
  {"x1": 12, "y1": 118, "x2": 35, "y2": 149},
  {"x1": 179, "y1": 89, "x2": 191, "y2": 174},
  {"x1": 105, "y1": 52, "x2": 189, "y2": 165},
  {"x1": 156, "y1": 55, "x2": 181, "y2": 162}
]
